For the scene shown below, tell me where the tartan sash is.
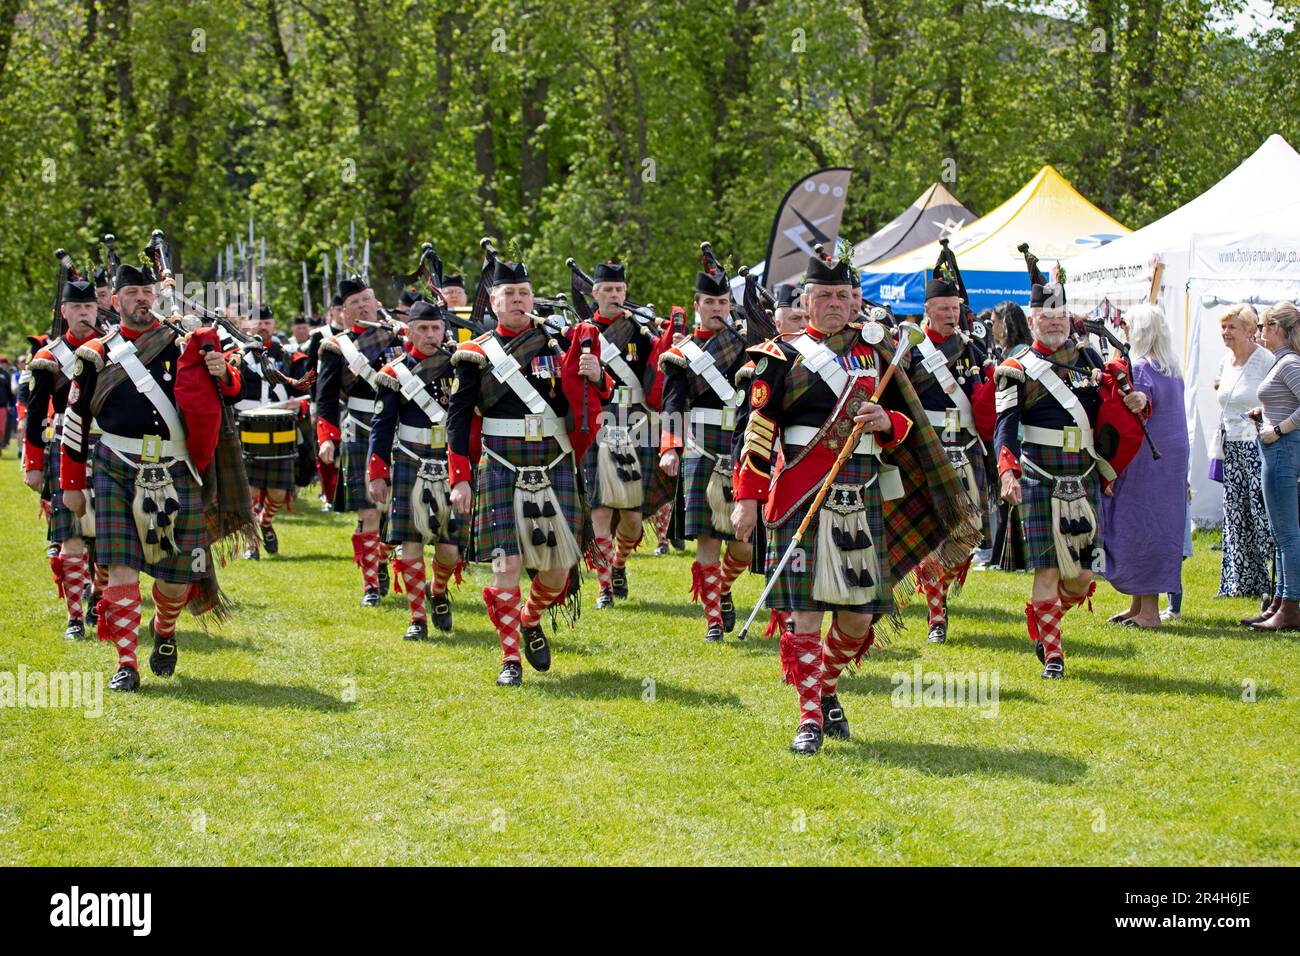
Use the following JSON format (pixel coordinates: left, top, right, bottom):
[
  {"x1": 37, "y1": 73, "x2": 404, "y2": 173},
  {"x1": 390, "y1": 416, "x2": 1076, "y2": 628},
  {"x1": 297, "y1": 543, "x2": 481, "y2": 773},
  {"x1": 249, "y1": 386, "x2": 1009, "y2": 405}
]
[
  {"x1": 686, "y1": 328, "x2": 746, "y2": 403},
  {"x1": 475, "y1": 327, "x2": 554, "y2": 412},
  {"x1": 89, "y1": 326, "x2": 176, "y2": 417},
  {"x1": 781, "y1": 326, "x2": 860, "y2": 410}
]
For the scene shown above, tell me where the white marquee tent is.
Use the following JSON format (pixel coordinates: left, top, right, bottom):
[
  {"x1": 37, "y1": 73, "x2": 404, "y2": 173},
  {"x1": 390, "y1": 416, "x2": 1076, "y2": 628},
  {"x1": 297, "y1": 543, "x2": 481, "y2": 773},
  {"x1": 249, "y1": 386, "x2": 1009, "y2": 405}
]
[{"x1": 1068, "y1": 134, "x2": 1300, "y2": 527}]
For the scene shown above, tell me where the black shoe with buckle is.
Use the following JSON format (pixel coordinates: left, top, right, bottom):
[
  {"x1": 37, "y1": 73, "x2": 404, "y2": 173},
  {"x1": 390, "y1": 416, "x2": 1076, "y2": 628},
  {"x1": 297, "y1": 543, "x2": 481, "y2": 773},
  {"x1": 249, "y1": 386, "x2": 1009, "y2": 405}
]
[
  {"x1": 64, "y1": 617, "x2": 85, "y2": 641},
  {"x1": 790, "y1": 721, "x2": 823, "y2": 755},
  {"x1": 611, "y1": 565, "x2": 628, "y2": 599},
  {"x1": 522, "y1": 624, "x2": 551, "y2": 672},
  {"x1": 496, "y1": 660, "x2": 523, "y2": 687},
  {"x1": 705, "y1": 623, "x2": 724, "y2": 643},
  {"x1": 361, "y1": 587, "x2": 381, "y2": 607},
  {"x1": 1034, "y1": 639, "x2": 1046, "y2": 663},
  {"x1": 243, "y1": 545, "x2": 260, "y2": 561},
  {"x1": 109, "y1": 665, "x2": 140, "y2": 693},
  {"x1": 1041, "y1": 657, "x2": 1064, "y2": 679},
  {"x1": 926, "y1": 622, "x2": 948, "y2": 644},
  {"x1": 403, "y1": 620, "x2": 428, "y2": 642},
  {"x1": 653, "y1": 542, "x2": 669, "y2": 556},
  {"x1": 148, "y1": 619, "x2": 178, "y2": 677},
  {"x1": 720, "y1": 592, "x2": 736, "y2": 632},
  {"x1": 260, "y1": 522, "x2": 279, "y2": 555},
  {"x1": 85, "y1": 593, "x2": 100, "y2": 629},
  {"x1": 377, "y1": 561, "x2": 390, "y2": 597},
  {"x1": 821, "y1": 695, "x2": 850, "y2": 739},
  {"x1": 595, "y1": 588, "x2": 615, "y2": 609},
  {"x1": 429, "y1": 593, "x2": 453, "y2": 633}
]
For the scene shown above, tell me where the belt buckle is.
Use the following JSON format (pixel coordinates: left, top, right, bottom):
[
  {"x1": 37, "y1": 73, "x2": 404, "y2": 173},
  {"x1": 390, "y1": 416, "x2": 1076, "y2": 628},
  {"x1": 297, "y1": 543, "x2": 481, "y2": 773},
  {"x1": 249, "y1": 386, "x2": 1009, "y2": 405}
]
[
  {"x1": 524, "y1": 414, "x2": 544, "y2": 442},
  {"x1": 614, "y1": 385, "x2": 632, "y2": 408},
  {"x1": 944, "y1": 408, "x2": 961, "y2": 438},
  {"x1": 1062, "y1": 426, "x2": 1082, "y2": 453},
  {"x1": 720, "y1": 406, "x2": 737, "y2": 431},
  {"x1": 140, "y1": 435, "x2": 162, "y2": 463},
  {"x1": 430, "y1": 425, "x2": 447, "y2": 448}
]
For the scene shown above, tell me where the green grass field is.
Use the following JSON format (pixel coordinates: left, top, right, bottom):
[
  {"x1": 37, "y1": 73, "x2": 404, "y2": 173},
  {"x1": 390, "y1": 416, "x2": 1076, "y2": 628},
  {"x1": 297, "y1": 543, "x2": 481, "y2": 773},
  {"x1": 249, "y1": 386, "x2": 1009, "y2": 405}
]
[{"x1": 1, "y1": 456, "x2": 1296, "y2": 866}]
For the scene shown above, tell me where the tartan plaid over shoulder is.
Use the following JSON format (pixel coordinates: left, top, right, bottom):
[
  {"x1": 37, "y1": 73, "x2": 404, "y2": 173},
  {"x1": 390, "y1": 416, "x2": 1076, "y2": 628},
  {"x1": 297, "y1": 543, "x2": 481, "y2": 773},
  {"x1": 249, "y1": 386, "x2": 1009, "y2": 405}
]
[{"x1": 877, "y1": 338, "x2": 983, "y2": 601}]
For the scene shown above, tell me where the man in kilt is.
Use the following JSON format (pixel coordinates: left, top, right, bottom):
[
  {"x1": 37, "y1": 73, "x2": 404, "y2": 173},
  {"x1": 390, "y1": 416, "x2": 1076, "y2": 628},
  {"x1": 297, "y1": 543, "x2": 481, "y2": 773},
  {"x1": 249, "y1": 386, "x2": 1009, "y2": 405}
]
[
  {"x1": 905, "y1": 277, "x2": 997, "y2": 645},
  {"x1": 23, "y1": 278, "x2": 104, "y2": 639},
  {"x1": 578, "y1": 259, "x2": 671, "y2": 609},
  {"x1": 732, "y1": 254, "x2": 979, "y2": 754},
  {"x1": 60, "y1": 264, "x2": 244, "y2": 691},
  {"x1": 995, "y1": 279, "x2": 1148, "y2": 678},
  {"x1": 367, "y1": 301, "x2": 467, "y2": 641},
  {"x1": 447, "y1": 258, "x2": 610, "y2": 686},
  {"x1": 316, "y1": 276, "x2": 402, "y2": 605},
  {"x1": 658, "y1": 267, "x2": 753, "y2": 642},
  {"x1": 233, "y1": 302, "x2": 301, "y2": 559}
]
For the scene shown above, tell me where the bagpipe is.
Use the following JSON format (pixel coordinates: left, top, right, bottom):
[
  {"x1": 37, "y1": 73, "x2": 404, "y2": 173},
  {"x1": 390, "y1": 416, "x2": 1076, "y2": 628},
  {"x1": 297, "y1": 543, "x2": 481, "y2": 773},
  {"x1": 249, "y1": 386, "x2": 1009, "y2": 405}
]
[
  {"x1": 1018, "y1": 241, "x2": 1156, "y2": 476},
  {"x1": 934, "y1": 237, "x2": 979, "y2": 337},
  {"x1": 391, "y1": 241, "x2": 477, "y2": 334},
  {"x1": 469, "y1": 237, "x2": 500, "y2": 333},
  {"x1": 50, "y1": 247, "x2": 113, "y2": 338},
  {"x1": 565, "y1": 257, "x2": 659, "y2": 327}
]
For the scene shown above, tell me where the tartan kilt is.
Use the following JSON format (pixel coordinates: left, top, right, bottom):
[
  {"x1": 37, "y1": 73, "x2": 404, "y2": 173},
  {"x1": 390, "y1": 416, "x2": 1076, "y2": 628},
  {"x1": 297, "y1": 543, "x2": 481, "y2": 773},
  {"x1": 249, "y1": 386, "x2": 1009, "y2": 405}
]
[
  {"x1": 241, "y1": 445, "x2": 296, "y2": 491},
  {"x1": 682, "y1": 420, "x2": 738, "y2": 540},
  {"x1": 334, "y1": 415, "x2": 376, "y2": 513},
  {"x1": 91, "y1": 444, "x2": 206, "y2": 584},
  {"x1": 579, "y1": 413, "x2": 661, "y2": 513},
  {"x1": 46, "y1": 443, "x2": 92, "y2": 544},
  {"x1": 939, "y1": 436, "x2": 988, "y2": 556},
  {"x1": 386, "y1": 446, "x2": 470, "y2": 550},
  {"x1": 471, "y1": 434, "x2": 580, "y2": 562},
  {"x1": 1019, "y1": 443, "x2": 1103, "y2": 571},
  {"x1": 763, "y1": 453, "x2": 892, "y2": 615}
]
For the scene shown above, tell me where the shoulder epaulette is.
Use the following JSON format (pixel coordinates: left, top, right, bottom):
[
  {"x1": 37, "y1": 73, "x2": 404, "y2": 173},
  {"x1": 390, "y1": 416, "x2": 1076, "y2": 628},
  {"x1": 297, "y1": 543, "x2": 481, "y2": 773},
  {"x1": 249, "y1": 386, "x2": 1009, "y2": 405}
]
[
  {"x1": 735, "y1": 359, "x2": 757, "y2": 383},
  {"x1": 994, "y1": 355, "x2": 1025, "y2": 384},
  {"x1": 451, "y1": 339, "x2": 489, "y2": 367},
  {"x1": 658, "y1": 346, "x2": 688, "y2": 372},
  {"x1": 74, "y1": 338, "x2": 107, "y2": 371},
  {"x1": 747, "y1": 340, "x2": 789, "y2": 361},
  {"x1": 375, "y1": 364, "x2": 400, "y2": 389}
]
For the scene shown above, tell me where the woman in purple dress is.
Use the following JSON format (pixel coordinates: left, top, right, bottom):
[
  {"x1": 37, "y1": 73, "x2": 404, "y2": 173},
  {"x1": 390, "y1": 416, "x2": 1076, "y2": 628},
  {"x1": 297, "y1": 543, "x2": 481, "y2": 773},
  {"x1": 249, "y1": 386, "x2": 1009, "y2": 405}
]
[{"x1": 1101, "y1": 304, "x2": 1191, "y2": 628}]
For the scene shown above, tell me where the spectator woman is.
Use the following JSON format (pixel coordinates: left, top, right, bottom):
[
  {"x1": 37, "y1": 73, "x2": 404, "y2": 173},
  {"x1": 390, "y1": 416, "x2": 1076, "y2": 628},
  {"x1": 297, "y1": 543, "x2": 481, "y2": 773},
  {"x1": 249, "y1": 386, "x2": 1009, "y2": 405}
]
[
  {"x1": 1101, "y1": 305, "x2": 1190, "y2": 627},
  {"x1": 1213, "y1": 304, "x2": 1275, "y2": 607},
  {"x1": 1248, "y1": 301, "x2": 1300, "y2": 631}
]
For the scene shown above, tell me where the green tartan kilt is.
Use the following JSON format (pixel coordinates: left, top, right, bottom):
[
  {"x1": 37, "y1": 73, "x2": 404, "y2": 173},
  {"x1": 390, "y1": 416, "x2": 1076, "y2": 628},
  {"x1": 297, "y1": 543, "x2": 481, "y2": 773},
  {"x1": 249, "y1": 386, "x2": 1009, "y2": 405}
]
[
  {"x1": 763, "y1": 452, "x2": 892, "y2": 615},
  {"x1": 335, "y1": 415, "x2": 376, "y2": 513},
  {"x1": 46, "y1": 442, "x2": 95, "y2": 544},
  {"x1": 241, "y1": 445, "x2": 296, "y2": 490},
  {"x1": 579, "y1": 413, "x2": 664, "y2": 513},
  {"x1": 1019, "y1": 443, "x2": 1103, "y2": 571},
  {"x1": 386, "y1": 446, "x2": 470, "y2": 550},
  {"x1": 682, "y1": 420, "x2": 738, "y2": 540},
  {"x1": 471, "y1": 434, "x2": 581, "y2": 563},
  {"x1": 91, "y1": 444, "x2": 206, "y2": 584}
]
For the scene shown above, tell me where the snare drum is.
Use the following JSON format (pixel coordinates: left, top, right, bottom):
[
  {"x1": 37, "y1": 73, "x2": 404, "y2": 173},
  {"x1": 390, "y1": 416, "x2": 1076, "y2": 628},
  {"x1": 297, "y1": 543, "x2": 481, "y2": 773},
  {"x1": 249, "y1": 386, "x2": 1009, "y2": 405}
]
[{"x1": 240, "y1": 408, "x2": 299, "y2": 461}]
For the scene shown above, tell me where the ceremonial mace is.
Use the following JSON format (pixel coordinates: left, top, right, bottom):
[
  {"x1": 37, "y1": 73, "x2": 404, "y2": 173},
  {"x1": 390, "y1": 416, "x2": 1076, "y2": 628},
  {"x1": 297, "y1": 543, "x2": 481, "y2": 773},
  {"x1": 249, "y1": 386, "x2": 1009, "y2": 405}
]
[{"x1": 736, "y1": 321, "x2": 927, "y2": 640}]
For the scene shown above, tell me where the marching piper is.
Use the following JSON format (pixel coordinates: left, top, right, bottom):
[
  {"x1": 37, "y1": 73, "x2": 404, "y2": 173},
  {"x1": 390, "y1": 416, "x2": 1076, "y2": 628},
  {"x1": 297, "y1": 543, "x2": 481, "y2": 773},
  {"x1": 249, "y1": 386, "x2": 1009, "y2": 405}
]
[
  {"x1": 367, "y1": 300, "x2": 466, "y2": 641},
  {"x1": 447, "y1": 258, "x2": 610, "y2": 686},
  {"x1": 906, "y1": 275, "x2": 997, "y2": 644},
  {"x1": 23, "y1": 278, "x2": 104, "y2": 639},
  {"x1": 59, "y1": 263, "x2": 245, "y2": 691},
  {"x1": 995, "y1": 271, "x2": 1148, "y2": 678},
  {"x1": 657, "y1": 263, "x2": 753, "y2": 642},
  {"x1": 577, "y1": 259, "x2": 670, "y2": 609},
  {"x1": 316, "y1": 276, "x2": 403, "y2": 604},
  {"x1": 732, "y1": 254, "x2": 979, "y2": 754}
]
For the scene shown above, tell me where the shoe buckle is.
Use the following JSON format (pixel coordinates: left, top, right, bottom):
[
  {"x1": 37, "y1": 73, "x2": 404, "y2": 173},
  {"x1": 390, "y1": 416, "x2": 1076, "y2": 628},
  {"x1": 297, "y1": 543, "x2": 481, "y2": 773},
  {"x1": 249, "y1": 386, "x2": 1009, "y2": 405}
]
[
  {"x1": 156, "y1": 642, "x2": 175, "y2": 656},
  {"x1": 827, "y1": 707, "x2": 844, "y2": 721},
  {"x1": 528, "y1": 636, "x2": 546, "y2": 651}
]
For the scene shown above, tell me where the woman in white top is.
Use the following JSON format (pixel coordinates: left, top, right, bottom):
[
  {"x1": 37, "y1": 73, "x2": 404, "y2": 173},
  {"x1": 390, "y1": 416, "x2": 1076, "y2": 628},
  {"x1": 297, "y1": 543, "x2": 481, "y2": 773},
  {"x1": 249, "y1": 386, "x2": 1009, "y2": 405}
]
[{"x1": 1214, "y1": 304, "x2": 1276, "y2": 605}]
